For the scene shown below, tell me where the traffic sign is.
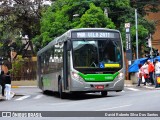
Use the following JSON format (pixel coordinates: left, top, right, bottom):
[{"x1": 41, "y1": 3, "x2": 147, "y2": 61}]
[
  {"x1": 125, "y1": 23, "x2": 130, "y2": 28},
  {"x1": 99, "y1": 62, "x2": 104, "y2": 68}
]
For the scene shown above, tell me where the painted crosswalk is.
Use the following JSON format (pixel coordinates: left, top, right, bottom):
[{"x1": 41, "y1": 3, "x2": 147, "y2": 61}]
[
  {"x1": 126, "y1": 87, "x2": 140, "y2": 91},
  {"x1": 15, "y1": 95, "x2": 31, "y2": 101},
  {"x1": 33, "y1": 95, "x2": 44, "y2": 99},
  {"x1": 13, "y1": 85, "x2": 160, "y2": 101},
  {"x1": 13, "y1": 87, "x2": 144, "y2": 101},
  {"x1": 14, "y1": 95, "x2": 44, "y2": 101}
]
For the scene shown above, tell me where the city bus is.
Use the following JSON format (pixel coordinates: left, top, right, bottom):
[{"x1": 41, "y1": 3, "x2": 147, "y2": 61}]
[{"x1": 37, "y1": 28, "x2": 125, "y2": 98}]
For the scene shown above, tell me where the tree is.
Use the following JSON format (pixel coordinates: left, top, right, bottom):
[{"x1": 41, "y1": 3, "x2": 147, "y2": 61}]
[
  {"x1": 33, "y1": 0, "x2": 116, "y2": 50},
  {"x1": 77, "y1": 3, "x2": 115, "y2": 28},
  {"x1": 0, "y1": 0, "x2": 52, "y2": 58},
  {"x1": 34, "y1": 0, "x2": 157, "y2": 58},
  {"x1": 33, "y1": 1, "x2": 72, "y2": 50},
  {"x1": 10, "y1": 55, "x2": 24, "y2": 80}
]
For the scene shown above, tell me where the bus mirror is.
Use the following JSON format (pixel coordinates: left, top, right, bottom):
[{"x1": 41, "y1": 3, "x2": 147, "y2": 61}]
[{"x1": 67, "y1": 40, "x2": 71, "y2": 51}]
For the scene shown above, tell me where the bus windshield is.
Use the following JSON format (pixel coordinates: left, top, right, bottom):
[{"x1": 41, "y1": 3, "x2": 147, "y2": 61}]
[{"x1": 72, "y1": 39, "x2": 122, "y2": 71}]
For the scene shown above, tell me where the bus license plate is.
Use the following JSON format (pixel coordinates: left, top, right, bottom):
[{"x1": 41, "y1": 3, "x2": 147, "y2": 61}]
[{"x1": 95, "y1": 85, "x2": 104, "y2": 89}]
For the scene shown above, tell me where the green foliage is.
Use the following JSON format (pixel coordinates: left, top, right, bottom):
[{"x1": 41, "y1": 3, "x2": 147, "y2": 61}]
[
  {"x1": 34, "y1": 1, "x2": 116, "y2": 50},
  {"x1": 36, "y1": 2, "x2": 73, "y2": 47},
  {"x1": 35, "y1": 0, "x2": 157, "y2": 57},
  {"x1": 10, "y1": 55, "x2": 24, "y2": 78},
  {"x1": 0, "y1": 0, "x2": 47, "y2": 58},
  {"x1": 77, "y1": 3, "x2": 115, "y2": 28},
  {"x1": 0, "y1": 0, "x2": 157, "y2": 58}
]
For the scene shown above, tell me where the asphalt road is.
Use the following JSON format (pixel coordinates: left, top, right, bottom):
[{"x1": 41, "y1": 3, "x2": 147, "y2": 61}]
[{"x1": 0, "y1": 86, "x2": 160, "y2": 120}]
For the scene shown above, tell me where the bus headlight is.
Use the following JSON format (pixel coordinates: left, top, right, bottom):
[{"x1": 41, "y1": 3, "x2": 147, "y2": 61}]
[
  {"x1": 117, "y1": 72, "x2": 124, "y2": 80},
  {"x1": 71, "y1": 72, "x2": 84, "y2": 82},
  {"x1": 72, "y1": 72, "x2": 80, "y2": 80}
]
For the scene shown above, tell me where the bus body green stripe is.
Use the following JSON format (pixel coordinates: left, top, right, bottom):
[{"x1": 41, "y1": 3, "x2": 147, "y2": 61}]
[{"x1": 78, "y1": 72, "x2": 119, "y2": 82}]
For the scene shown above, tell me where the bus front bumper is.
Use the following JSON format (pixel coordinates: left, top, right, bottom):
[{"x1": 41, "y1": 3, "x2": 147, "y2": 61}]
[{"x1": 70, "y1": 78, "x2": 124, "y2": 92}]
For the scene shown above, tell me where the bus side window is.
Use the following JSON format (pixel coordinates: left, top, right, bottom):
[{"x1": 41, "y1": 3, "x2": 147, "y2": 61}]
[
  {"x1": 67, "y1": 40, "x2": 71, "y2": 51},
  {"x1": 41, "y1": 53, "x2": 45, "y2": 74},
  {"x1": 49, "y1": 46, "x2": 55, "y2": 73},
  {"x1": 54, "y1": 43, "x2": 63, "y2": 71}
]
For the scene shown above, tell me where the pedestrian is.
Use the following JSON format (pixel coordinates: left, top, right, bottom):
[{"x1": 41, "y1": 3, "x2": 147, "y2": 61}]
[
  {"x1": 142, "y1": 62, "x2": 149, "y2": 85},
  {"x1": 137, "y1": 64, "x2": 144, "y2": 86},
  {"x1": 5, "y1": 71, "x2": 11, "y2": 100},
  {"x1": 147, "y1": 60, "x2": 155, "y2": 85},
  {"x1": 154, "y1": 59, "x2": 160, "y2": 88},
  {"x1": 0, "y1": 71, "x2": 5, "y2": 97}
]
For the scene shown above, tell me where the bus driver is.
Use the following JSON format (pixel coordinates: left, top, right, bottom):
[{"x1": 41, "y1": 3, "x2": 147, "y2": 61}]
[{"x1": 102, "y1": 53, "x2": 112, "y2": 63}]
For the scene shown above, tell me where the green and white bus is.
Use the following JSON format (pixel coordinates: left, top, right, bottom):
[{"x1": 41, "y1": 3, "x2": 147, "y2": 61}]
[{"x1": 37, "y1": 28, "x2": 125, "y2": 98}]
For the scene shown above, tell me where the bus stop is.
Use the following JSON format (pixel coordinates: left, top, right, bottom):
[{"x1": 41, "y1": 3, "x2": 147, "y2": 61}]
[{"x1": 128, "y1": 56, "x2": 160, "y2": 84}]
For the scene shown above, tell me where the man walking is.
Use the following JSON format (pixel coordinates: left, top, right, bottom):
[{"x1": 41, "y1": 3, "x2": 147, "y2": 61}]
[
  {"x1": 147, "y1": 60, "x2": 155, "y2": 85},
  {"x1": 0, "y1": 71, "x2": 5, "y2": 97}
]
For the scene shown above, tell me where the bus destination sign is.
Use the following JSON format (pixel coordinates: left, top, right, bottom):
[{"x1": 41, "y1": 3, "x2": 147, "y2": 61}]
[{"x1": 72, "y1": 32, "x2": 119, "y2": 38}]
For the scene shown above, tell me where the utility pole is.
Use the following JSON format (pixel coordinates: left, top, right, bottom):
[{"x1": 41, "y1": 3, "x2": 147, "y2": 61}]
[
  {"x1": 148, "y1": 33, "x2": 153, "y2": 56},
  {"x1": 135, "y1": 9, "x2": 138, "y2": 59}
]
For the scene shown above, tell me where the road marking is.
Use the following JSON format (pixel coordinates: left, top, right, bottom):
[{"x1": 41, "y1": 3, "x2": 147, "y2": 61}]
[
  {"x1": 96, "y1": 104, "x2": 132, "y2": 111},
  {"x1": 33, "y1": 95, "x2": 44, "y2": 99},
  {"x1": 15, "y1": 95, "x2": 30, "y2": 101},
  {"x1": 144, "y1": 86, "x2": 154, "y2": 89},
  {"x1": 126, "y1": 87, "x2": 140, "y2": 91}
]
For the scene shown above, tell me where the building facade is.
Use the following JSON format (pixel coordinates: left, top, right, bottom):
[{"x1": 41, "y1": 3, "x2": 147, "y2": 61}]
[{"x1": 146, "y1": 10, "x2": 160, "y2": 51}]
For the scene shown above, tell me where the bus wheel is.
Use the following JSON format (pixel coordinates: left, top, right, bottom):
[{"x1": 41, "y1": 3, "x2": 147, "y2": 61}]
[
  {"x1": 101, "y1": 91, "x2": 108, "y2": 96},
  {"x1": 58, "y1": 80, "x2": 65, "y2": 99},
  {"x1": 42, "y1": 82, "x2": 47, "y2": 94}
]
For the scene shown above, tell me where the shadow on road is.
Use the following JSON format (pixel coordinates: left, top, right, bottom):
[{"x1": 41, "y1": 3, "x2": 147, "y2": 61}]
[{"x1": 41, "y1": 91, "x2": 120, "y2": 100}]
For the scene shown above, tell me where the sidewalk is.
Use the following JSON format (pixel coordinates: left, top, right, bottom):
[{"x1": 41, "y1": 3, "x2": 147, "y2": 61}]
[
  {"x1": 124, "y1": 80, "x2": 134, "y2": 87},
  {"x1": 125, "y1": 80, "x2": 160, "y2": 90},
  {"x1": 0, "y1": 80, "x2": 36, "y2": 100}
]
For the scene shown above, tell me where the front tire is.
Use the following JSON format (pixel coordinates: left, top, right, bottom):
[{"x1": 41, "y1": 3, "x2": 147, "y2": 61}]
[
  {"x1": 41, "y1": 81, "x2": 48, "y2": 94},
  {"x1": 58, "y1": 80, "x2": 66, "y2": 99},
  {"x1": 101, "y1": 91, "x2": 108, "y2": 96}
]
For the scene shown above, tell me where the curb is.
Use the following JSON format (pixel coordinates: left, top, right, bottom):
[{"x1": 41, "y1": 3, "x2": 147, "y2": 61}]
[
  {"x1": 0, "y1": 96, "x2": 4, "y2": 100},
  {"x1": 12, "y1": 86, "x2": 37, "y2": 88},
  {"x1": 143, "y1": 86, "x2": 160, "y2": 90},
  {"x1": 124, "y1": 84, "x2": 134, "y2": 87},
  {"x1": 125, "y1": 83, "x2": 160, "y2": 90}
]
